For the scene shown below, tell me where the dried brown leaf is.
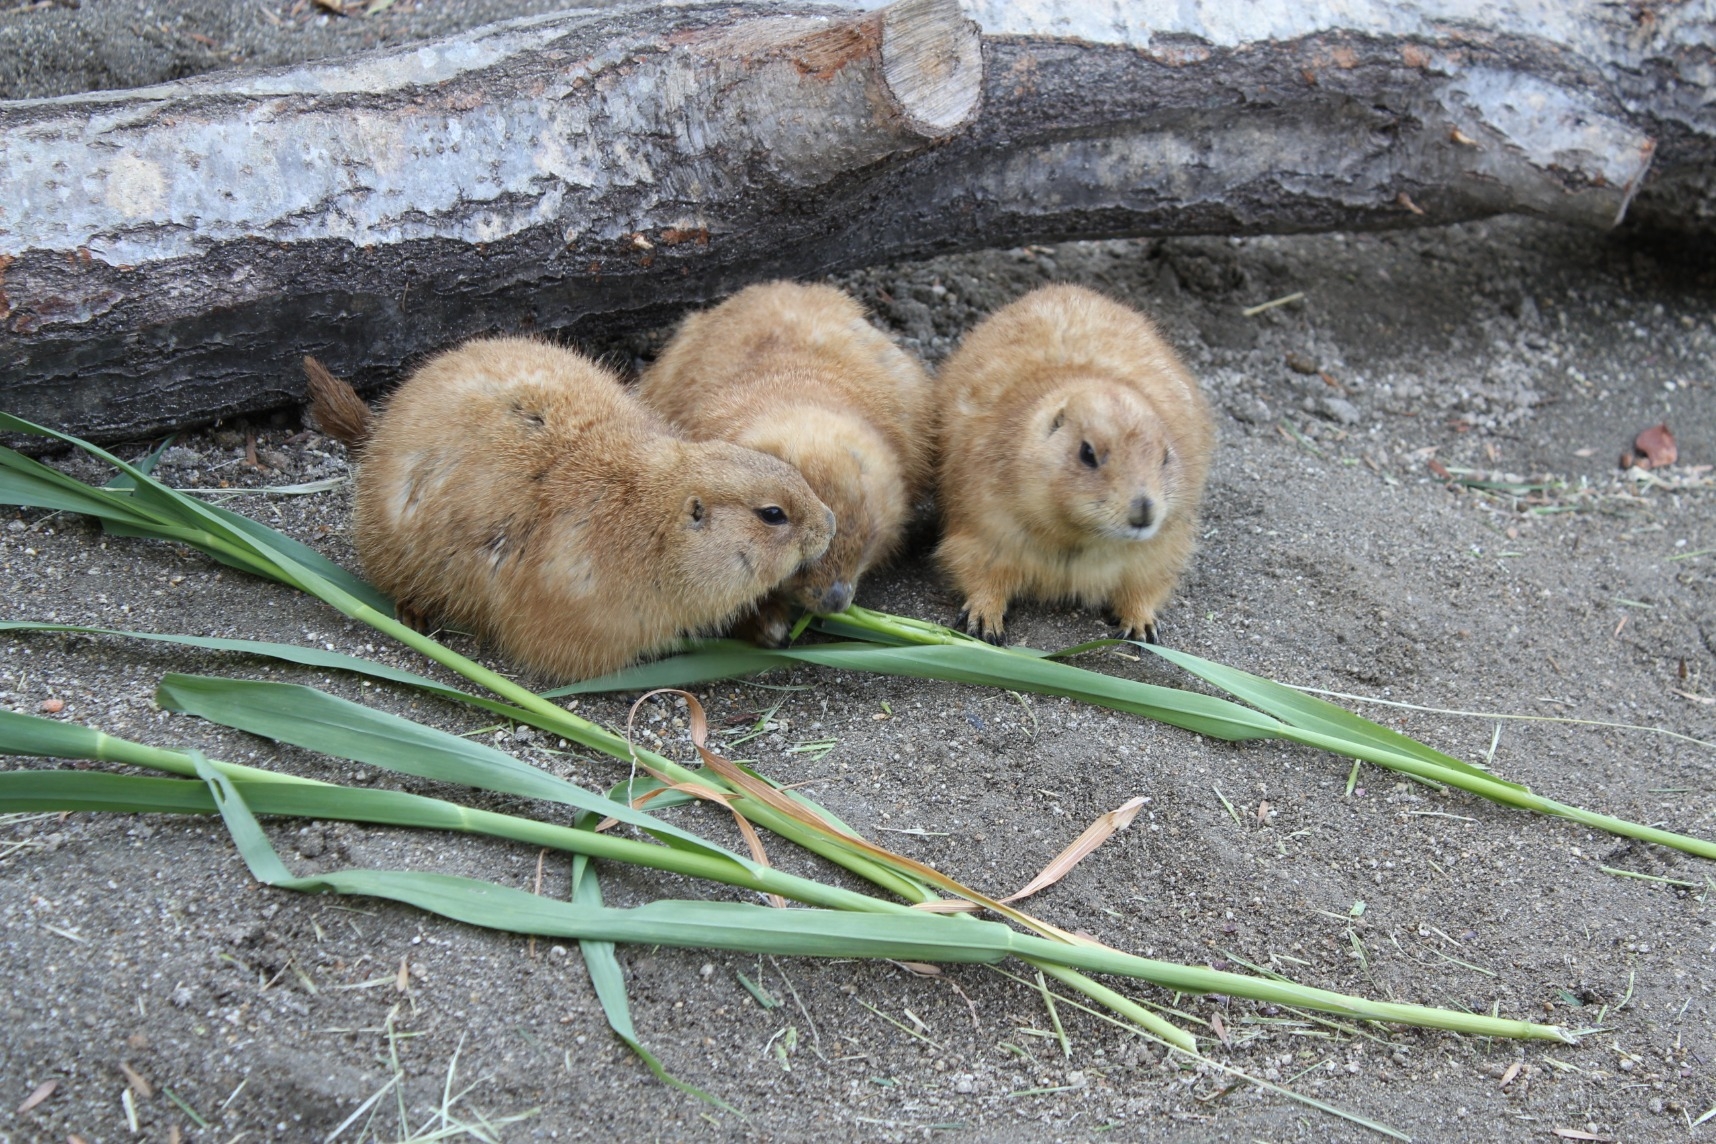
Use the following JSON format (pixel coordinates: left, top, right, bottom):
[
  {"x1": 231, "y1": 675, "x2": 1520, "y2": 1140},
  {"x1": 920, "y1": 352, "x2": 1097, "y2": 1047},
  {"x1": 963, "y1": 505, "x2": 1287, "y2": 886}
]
[
  {"x1": 1210, "y1": 1010, "x2": 1231, "y2": 1047},
  {"x1": 998, "y1": 797, "x2": 1146, "y2": 904},
  {"x1": 16, "y1": 1080, "x2": 57, "y2": 1113},
  {"x1": 889, "y1": 961, "x2": 942, "y2": 977},
  {"x1": 1551, "y1": 1130, "x2": 1613, "y2": 1142},
  {"x1": 1633, "y1": 422, "x2": 1677, "y2": 469},
  {"x1": 623, "y1": 696, "x2": 786, "y2": 905},
  {"x1": 118, "y1": 1061, "x2": 152, "y2": 1099},
  {"x1": 909, "y1": 899, "x2": 980, "y2": 913}
]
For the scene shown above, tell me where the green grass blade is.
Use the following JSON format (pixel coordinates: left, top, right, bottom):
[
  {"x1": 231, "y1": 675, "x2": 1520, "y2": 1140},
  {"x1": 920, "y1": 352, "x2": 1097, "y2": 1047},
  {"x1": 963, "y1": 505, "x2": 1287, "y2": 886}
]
[
  {"x1": 182, "y1": 754, "x2": 1567, "y2": 1039},
  {"x1": 191, "y1": 496, "x2": 392, "y2": 612},
  {"x1": 0, "y1": 414, "x2": 237, "y2": 533},
  {"x1": 0, "y1": 621, "x2": 549, "y2": 729},
  {"x1": 0, "y1": 765, "x2": 895, "y2": 917},
  {"x1": 0, "y1": 413, "x2": 391, "y2": 612},
  {"x1": 0, "y1": 770, "x2": 235, "y2": 815},
  {"x1": 565, "y1": 642, "x2": 1285, "y2": 743},
  {"x1": 542, "y1": 643, "x2": 791, "y2": 697},
  {"x1": 2, "y1": 739, "x2": 1570, "y2": 1041},
  {"x1": 571, "y1": 834, "x2": 738, "y2": 1114},
  {"x1": 102, "y1": 435, "x2": 175, "y2": 490},
  {"x1": 1133, "y1": 642, "x2": 1526, "y2": 790},
  {"x1": 153, "y1": 673, "x2": 741, "y2": 863},
  {"x1": 0, "y1": 444, "x2": 162, "y2": 525},
  {"x1": 0, "y1": 709, "x2": 118, "y2": 765},
  {"x1": 187, "y1": 750, "x2": 1017, "y2": 960}
]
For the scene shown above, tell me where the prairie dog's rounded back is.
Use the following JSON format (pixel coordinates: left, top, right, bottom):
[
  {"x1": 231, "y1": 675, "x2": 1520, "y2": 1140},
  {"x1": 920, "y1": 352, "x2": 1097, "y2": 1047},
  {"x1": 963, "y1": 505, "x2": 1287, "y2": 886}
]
[
  {"x1": 638, "y1": 281, "x2": 932, "y2": 619},
  {"x1": 350, "y1": 337, "x2": 833, "y2": 681},
  {"x1": 935, "y1": 284, "x2": 1214, "y2": 643}
]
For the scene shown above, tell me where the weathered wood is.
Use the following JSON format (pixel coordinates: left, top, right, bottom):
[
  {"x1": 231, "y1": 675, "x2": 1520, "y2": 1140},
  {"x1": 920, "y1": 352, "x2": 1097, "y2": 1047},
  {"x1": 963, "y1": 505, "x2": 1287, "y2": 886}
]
[
  {"x1": 1, "y1": 0, "x2": 1710, "y2": 440},
  {"x1": 0, "y1": 0, "x2": 984, "y2": 439}
]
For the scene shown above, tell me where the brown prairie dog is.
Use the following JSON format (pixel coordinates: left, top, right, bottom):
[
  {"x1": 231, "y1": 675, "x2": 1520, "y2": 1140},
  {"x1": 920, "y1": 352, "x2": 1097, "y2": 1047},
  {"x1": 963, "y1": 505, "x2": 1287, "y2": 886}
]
[
  {"x1": 304, "y1": 338, "x2": 834, "y2": 682},
  {"x1": 637, "y1": 281, "x2": 933, "y2": 644},
  {"x1": 934, "y1": 284, "x2": 1214, "y2": 644}
]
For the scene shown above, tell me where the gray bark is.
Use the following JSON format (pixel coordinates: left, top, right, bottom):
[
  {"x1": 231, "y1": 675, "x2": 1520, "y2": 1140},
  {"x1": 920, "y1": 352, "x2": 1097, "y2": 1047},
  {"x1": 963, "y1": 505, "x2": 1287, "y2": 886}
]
[{"x1": 1, "y1": 0, "x2": 1710, "y2": 440}]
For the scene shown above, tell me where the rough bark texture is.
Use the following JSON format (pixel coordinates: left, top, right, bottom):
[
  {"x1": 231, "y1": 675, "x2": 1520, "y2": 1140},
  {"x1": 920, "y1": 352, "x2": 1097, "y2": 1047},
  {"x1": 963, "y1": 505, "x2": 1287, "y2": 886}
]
[{"x1": 0, "y1": 0, "x2": 1710, "y2": 440}]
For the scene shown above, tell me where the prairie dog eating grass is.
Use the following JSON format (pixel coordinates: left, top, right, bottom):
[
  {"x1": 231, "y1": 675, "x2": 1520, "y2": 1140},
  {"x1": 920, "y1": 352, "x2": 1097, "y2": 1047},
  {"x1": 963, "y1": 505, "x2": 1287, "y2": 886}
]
[
  {"x1": 304, "y1": 338, "x2": 833, "y2": 681},
  {"x1": 934, "y1": 285, "x2": 1214, "y2": 645},
  {"x1": 638, "y1": 281, "x2": 933, "y2": 645}
]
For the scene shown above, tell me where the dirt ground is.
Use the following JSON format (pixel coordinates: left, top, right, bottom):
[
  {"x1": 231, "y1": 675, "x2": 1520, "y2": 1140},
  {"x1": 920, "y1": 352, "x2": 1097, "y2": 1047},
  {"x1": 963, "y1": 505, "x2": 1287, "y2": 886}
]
[{"x1": 4, "y1": 4, "x2": 1716, "y2": 1143}]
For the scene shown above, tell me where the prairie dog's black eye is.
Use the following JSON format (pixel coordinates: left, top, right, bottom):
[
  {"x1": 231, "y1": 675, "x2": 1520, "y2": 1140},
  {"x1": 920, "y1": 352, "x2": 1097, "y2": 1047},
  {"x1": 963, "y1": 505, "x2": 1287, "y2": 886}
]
[
  {"x1": 1079, "y1": 441, "x2": 1099, "y2": 469},
  {"x1": 755, "y1": 506, "x2": 789, "y2": 526}
]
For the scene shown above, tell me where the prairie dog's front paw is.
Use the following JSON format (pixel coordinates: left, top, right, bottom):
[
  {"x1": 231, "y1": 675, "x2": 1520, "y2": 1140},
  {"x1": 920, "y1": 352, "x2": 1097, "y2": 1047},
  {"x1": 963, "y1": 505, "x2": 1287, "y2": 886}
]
[
  {"x1": 956, "y1": 604, "x2": 1008, "y2": 646},
  {"x1": 733, "y1": 597, "x2": 794, "y2": 649}
]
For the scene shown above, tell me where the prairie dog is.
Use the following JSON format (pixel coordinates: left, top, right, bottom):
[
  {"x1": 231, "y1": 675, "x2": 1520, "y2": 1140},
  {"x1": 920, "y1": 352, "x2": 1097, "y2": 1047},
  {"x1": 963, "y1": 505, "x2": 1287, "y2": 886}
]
[
  {"x1": 934, "y1": 285, "x2": 1214, "y2": 644},
  {"x1": 637, "y1": 281, "x2": 933, "y2": 644},
  {"x1": 304, "y1": 338, "x2": 834, "y2": 682}
]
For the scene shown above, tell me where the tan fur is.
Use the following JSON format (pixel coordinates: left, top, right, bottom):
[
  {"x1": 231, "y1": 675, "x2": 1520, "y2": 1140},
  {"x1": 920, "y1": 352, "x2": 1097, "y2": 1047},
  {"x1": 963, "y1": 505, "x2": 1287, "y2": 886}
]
[
  {"x1": 637, "y1": 281, "x2": 932, "y2": 643},
  {"x1": 307, "y1": 338, "x2": 834, "y2": 682},
  {"x1": 934, "y1": 285, "x2": 1214, "y2": 644}
]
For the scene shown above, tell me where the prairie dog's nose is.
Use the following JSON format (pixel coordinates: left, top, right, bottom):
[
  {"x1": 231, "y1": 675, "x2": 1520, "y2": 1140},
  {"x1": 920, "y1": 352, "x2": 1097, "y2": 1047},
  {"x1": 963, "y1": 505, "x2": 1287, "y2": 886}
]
[
  {"x1": 819, "y1": 580, "x2": 854, "y2": 614},
  {"x1": 1127, "y1": 495, "x2": 1156, "y2": 530}
]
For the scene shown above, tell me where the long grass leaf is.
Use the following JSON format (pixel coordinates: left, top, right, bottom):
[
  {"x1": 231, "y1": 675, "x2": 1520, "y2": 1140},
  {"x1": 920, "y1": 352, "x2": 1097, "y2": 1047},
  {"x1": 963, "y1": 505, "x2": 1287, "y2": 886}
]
[
  {"x1": 563, "y1": 642, "x2": 1286, "y2": 743},
  {"x1": 0, "y1": 621, "x2": 556, "y2": 732},
  {"x1": 0, "y1": 767, "x2": 897, "y2": 918},
  {"x1": 570, "y1": 830, "x2": 737, "y2": 1113},
  {"x1": 1134, "y1": 642, "x2": 1526, "y2": 790},
  {"x1": 187, "y1": 750, "x2": 1016, "y2": 960},
  {"x1": 0, "y1": 449, "x2": 162, "y2": 525},
  {"x1": 179, "y1": 753, "x2": 1568, "y2": 1039},
  {"x1": 152, "y1": 674, "x2": 740, "y2": 862},
  {"x1": 0, "y1": 413, "x2": 391, "y2": 612},
  {"x1": 0, "y1": 728, "x2": 1569, "y2": 1042}
]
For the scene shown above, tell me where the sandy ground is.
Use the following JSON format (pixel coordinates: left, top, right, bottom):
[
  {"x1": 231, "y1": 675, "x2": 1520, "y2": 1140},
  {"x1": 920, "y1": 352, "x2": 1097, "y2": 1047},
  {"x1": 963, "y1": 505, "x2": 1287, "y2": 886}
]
[{"x1": 3, "y1": 3, "x2": 1716, "y2": 1143}]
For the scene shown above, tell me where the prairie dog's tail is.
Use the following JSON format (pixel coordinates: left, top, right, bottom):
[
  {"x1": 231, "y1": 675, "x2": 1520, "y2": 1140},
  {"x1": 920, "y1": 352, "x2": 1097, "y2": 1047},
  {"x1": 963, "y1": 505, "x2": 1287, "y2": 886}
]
[{"x1": 303, "y1": 356, "x2": 372, "y2": 448}]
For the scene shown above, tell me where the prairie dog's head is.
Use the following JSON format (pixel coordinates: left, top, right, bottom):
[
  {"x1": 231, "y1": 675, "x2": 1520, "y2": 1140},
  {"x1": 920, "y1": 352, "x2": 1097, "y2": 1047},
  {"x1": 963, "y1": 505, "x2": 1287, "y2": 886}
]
[
  {"x1": 1025, "y1": 382, "x2": 1184, "y2": 543},
  {"x1": 663, "y1": 441, "x2": 835, "y2": 610},
  {"x1": 744, "y1": 411, "x2": 907, "y2": 615}
]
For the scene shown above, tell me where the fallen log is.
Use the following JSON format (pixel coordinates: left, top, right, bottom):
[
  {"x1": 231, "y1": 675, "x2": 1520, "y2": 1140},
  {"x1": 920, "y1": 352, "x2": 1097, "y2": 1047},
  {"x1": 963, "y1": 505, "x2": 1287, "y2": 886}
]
[{"x1": 0, "y1": 0, "x2": 1709, "y2": 440}]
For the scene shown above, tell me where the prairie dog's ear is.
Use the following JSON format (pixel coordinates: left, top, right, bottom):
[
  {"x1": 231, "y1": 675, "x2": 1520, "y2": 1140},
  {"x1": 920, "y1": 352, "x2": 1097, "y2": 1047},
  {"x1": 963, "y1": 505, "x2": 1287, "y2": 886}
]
[
  {"x1": 1049, "y1": 407, "x2": 1066, "y2": 433},
  {"x1": 685, "y1": 495, "x2": 706, "y2": 526}
]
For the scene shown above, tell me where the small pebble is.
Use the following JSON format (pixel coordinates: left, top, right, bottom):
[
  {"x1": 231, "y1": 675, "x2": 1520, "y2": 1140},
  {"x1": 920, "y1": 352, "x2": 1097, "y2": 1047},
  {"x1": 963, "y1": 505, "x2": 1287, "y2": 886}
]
[
  {"x1": 38, "y1": 698, "x2": 65, "y2": 714},
  {"x1": 1320, "y1": 396, "x2": 1361, "y2": 425}
]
